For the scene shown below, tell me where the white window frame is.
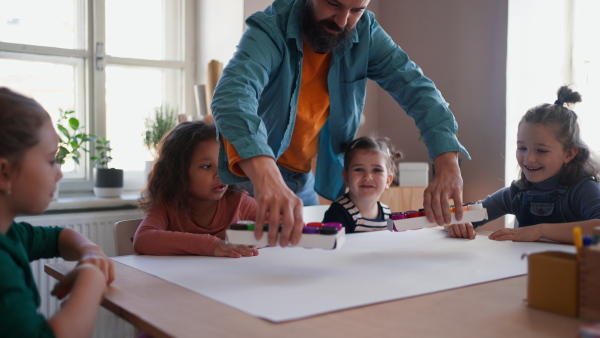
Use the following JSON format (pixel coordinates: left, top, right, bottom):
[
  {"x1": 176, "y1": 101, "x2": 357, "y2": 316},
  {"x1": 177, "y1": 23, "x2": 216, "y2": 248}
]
[{"x1": 0, "y1": 0, "x2": 196, "y2": 194}]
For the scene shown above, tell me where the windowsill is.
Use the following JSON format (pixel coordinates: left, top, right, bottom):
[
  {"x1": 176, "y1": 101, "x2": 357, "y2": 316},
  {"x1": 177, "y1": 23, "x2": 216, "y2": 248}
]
[{"x1": 47, "y1": 193, "x2": 140, "y2": 213}]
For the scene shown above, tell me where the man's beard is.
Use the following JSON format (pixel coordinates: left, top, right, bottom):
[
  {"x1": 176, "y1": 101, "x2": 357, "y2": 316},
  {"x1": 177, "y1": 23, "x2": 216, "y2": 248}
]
[{"x1": 301, "y1": 1, "x2": 355, "y2": 54}]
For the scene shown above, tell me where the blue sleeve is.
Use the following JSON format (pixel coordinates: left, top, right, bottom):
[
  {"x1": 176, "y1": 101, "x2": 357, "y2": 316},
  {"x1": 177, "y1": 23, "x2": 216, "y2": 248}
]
[
  {"x1": 323, "y1": 203, "x2": 356, "y2": 233},
  {"x1": 569, "y1": 178, "x2": 600, "y2": 220},
  {"x1": 365, "y1": 13, "x2": 469, "y2": 161},
  {"x1": 211, "y1": 16, "x2": 282, "y2": 161},
  {"x1": 472, "y1": 185, "x2": 519, "y2": 228}
]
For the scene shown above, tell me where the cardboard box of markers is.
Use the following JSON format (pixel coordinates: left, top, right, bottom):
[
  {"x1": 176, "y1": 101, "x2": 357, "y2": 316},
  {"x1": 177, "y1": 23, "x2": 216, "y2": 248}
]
[{"x1": 226, "y1": 221, "x2": 346, "y2": 250}]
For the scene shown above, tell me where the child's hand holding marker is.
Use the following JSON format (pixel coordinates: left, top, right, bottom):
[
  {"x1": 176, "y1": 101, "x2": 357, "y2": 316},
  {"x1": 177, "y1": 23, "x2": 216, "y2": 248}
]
[{"x1": 391, "y1": 203, "x2": 486, "y2": 233}]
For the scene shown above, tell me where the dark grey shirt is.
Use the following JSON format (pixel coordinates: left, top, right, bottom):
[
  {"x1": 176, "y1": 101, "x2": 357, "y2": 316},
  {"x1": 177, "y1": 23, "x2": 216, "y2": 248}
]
[{"x1": 473, "y1": 175, "x2": 600, "y2": 228}]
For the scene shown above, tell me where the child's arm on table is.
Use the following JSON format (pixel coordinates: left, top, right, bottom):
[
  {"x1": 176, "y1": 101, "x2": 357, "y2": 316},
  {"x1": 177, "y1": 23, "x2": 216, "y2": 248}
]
[
  {"x1": 214, "y1": 240, "x2": 259, "y2": 258},
  {"x1": 48, "y1": 263, "x2": 107, "y2": 338},
  {"x1": 447, "y1": 223, "x2": 476, "y2": 239},
  {"x1": 57, "y1": 228, "x2": 115, "y2": 284},
  {"x1": 489, "y1": 219, "x2": 600, "y2": 243},
  {"x1": 134, "y1": 214, "x2": 259, "y2": 257}
]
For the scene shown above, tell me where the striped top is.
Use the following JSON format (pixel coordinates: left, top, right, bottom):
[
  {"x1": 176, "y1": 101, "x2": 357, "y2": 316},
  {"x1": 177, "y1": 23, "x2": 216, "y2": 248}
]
[{"x1": 323, "y1": 194, "x2": 392, "y2": 233}]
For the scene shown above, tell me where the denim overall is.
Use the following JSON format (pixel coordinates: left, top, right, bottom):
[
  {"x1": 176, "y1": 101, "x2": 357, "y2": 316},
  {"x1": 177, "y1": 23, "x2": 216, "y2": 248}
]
[{"x1": 517, "y1": 185, "x2": 568, "y2": 227}]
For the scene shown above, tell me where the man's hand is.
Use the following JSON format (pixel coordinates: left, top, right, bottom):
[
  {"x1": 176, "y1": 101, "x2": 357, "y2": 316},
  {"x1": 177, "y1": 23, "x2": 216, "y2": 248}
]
[
  {"x1": 238, "y1": 156, "x2": 304, "y2": 247},
  {"x1": 423, "y1": 152, "x2": 463, "y2": 225}
]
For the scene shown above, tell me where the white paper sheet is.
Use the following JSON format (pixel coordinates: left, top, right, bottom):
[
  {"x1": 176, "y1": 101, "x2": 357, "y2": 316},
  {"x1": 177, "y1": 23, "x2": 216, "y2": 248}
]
[{"x1": 113, "y1": 228, "x2": 575, "y2": 322}]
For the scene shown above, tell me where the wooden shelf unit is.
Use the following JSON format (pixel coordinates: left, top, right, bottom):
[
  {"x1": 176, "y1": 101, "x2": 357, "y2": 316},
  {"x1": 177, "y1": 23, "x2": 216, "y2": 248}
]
[{"x1": 319, "y1": 186, "x2": 426, "y2": 213}]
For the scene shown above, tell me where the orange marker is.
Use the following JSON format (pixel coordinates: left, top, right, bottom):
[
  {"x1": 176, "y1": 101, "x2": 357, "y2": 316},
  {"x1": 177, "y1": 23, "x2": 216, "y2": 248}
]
[{"x1": 573, "y1": 226, "x2": 583, "y2": 260}]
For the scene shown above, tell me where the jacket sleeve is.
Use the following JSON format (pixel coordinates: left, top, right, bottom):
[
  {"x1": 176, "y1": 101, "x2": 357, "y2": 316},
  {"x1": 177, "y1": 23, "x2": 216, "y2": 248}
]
[{"x1": 211, "y1": 17, "x2": 283, "y2": 162}]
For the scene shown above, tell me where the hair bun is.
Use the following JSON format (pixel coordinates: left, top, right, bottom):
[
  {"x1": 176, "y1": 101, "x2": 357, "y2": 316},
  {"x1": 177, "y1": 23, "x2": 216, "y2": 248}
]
[{"x1": 556, "y1": 85, "x2": 582, "y2": 106}]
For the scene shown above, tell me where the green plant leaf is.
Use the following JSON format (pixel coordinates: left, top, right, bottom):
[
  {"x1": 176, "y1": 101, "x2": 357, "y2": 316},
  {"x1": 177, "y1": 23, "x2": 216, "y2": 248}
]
[{"x1": 142, "y1": 104, "x2": 178, "y2": 158}]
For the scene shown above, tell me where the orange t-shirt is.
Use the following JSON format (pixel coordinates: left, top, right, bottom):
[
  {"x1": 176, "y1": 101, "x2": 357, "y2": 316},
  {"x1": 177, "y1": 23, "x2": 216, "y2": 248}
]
[{"x1": 223, "y1": 39, "x2": 331, "y2": 175}]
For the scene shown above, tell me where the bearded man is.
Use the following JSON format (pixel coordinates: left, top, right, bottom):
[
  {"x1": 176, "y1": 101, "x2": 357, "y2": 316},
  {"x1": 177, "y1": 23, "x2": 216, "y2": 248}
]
[{"x1": 212, "y1": 0, "x2": 470, "y2": 247}]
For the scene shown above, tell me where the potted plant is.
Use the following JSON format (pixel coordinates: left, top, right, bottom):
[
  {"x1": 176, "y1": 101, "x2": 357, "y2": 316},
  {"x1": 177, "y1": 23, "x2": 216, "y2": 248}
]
[
  {"x1": 54, "y1": 109, "x2": 94, "y2": 199},
  {"x1": 143, "y1": 104, "x2": 178, "y2": 159},
  {"x1": 56, "y1": 109, "x2": 94, "y2": 166},
  {"x1": 142, "y1": 104, "x2": 178, "y2": 177},
  {"x1": 91, "y1": 137, "x2": 124, "y2": 198}
]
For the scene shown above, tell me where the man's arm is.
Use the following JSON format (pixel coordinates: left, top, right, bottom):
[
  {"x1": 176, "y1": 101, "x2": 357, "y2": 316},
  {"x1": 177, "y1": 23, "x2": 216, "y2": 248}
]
[
  {"x1": 237, "y1": 156, "x2": 304, "y2": 247},
  {"x1": 423, "y1": 152, "x2": 463, "y2": 225},
  {"x1": 362, "y1": 16, "x2": 469, "y2": 224}
]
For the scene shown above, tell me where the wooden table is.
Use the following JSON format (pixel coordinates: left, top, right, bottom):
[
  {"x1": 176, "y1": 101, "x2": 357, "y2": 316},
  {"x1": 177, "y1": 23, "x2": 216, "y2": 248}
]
[{"x1": 45, "y1": 259, "x2": 584, "y2": 338}]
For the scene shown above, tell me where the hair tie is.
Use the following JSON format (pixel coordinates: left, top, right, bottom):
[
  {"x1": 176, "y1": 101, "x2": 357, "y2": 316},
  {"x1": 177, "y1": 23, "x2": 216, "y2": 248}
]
[{"x1": 554, "y1": 100, "x2": 563, "y2": 106}]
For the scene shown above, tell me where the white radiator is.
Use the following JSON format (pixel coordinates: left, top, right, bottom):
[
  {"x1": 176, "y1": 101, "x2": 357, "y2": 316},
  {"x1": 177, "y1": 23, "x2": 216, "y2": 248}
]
[{"x1": 15, "y1": 209, "x2": 145, "y2": 338}]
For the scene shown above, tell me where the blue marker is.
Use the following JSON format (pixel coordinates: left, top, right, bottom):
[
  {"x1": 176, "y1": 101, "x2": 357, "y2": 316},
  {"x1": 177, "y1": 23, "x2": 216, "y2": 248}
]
[{"x1": 583, "y1": 235, "x2": 593, "y2": 247}]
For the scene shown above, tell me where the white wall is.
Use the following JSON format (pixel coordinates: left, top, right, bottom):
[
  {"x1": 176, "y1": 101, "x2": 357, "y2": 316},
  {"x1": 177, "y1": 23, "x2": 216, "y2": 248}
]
[
  {"x1": 244, "y1": 0, "x2": 273, "y2": 18},
  {"x1": 196, "y1": 0, "x2": 244, "y2": 84},
  {"x1": 367, "y1": 0, "x2": 509, "y2": 230}
]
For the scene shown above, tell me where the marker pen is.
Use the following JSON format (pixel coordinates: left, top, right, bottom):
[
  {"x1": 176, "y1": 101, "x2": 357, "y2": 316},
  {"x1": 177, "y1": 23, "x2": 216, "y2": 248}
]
[
  {"x1": 405, "y1": 211, "x2": 420, "y2": 218},
  {"x1": 323, "y1": 222, "x2": 343, "y2": 230},
  {"x1": 230, "y1": 223, "x2": 249, "y2": 230},
  {"x1": 319, "y1": 227, "x2": 338, "y2": 235},
  {"x1": 262, "y1": 224, "x2": 282, "y2": 232},
  {"x1": 302, "y1": 226, "x2": 320, "y2": 234},
  {"x1": 583, "y1": 235, "x2": 593, "y2": 247},
  {"x1": 391, "y1": 213, "x2": 407, "y2": 220}
]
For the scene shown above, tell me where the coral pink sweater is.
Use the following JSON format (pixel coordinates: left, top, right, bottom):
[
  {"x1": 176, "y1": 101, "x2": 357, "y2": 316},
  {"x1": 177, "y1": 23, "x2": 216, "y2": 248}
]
[{"x1": 133, "y1": 191, "x2": 257, "y2": 256}]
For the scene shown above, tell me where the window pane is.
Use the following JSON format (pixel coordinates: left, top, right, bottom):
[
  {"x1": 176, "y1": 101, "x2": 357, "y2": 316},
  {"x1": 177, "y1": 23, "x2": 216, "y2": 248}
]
[
  {"x1": 0, "y1": 0, "x2": 83, "y2": 49},
  {"x1": 0, "y1": 54, "x2": 87, "y2": 178},
  {"x1": 105, "y1": 0, "x2": 182, "y2": 61},
  {"x1": 105, "y1": 65, "x2": 182, "y2": 172},
  {"x1": 574, "y1": 0, "x2": 600, "y2": 154}
]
